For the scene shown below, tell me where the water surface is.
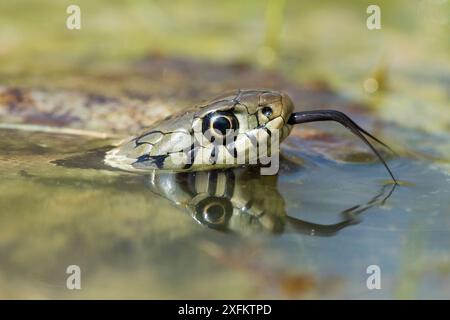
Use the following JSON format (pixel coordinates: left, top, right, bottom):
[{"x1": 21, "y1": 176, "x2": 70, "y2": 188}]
[{"x1": 1, "y1": 127, "x2": 448, "y2": 299}]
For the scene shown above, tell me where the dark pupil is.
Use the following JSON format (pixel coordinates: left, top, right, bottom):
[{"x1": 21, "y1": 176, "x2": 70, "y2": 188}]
[
  {"x1": 262, "y1": 106, "x2": 273, "y2": 117},
  {"x1": 202, "y1": 111, "x2": 238, "y2": 139},
  {"x1": 212, "y1": 116, "x2": 231, "y2": 135},
  {"x1": 204, "y1": 204, "x2": 225, "y2": 223}
]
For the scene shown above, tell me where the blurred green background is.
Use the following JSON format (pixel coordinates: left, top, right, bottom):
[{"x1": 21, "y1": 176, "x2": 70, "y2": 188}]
[{"x1": 0, "y1": 0, "x2": 448, "y2": 134}]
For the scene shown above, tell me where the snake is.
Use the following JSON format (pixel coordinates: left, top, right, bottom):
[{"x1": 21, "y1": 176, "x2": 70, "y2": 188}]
[
  {"x1": 0, "y1": 86, "x2": 397, "y2": 235},
  {"x1": 104, "y1": 89, "x2": 397, "y2": 183}
]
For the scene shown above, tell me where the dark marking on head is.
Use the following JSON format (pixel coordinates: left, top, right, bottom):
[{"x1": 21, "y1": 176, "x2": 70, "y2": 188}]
[
  {"x1": 209, "y1": 145, "x2": 218, "y2": 164},
  {"x1": 254, "y1": 112, "x2": 260, "y2": 127},
  {"x1": 183, "y1": 143, "x2": 197, "y2": 169},
  {"x1": 135, "y1": 154, "x2": 150, "y2": 163},
  {"x1": 263, "y1": 127, "x2": 272, "y2": 137},
  {"x1": 226, "y1": 135, "x2": 238, "y2": 159},
  {"x1": 134, "y1": 154, "x2": 169, "y2": 169},
  {"x1": 151, "y1": 155, "x2": 169, "y2": 169}
]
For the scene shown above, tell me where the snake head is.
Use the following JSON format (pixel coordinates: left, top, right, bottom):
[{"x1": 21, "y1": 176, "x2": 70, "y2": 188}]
[{"x1": 105, "y1": 89, "x2": 295, "y2": 172}]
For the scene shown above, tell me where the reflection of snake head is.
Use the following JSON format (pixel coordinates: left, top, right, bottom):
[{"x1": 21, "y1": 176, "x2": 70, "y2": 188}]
[
  {"x1": 105, "y1": 89, "x2": 294, "y2": 172},
  {"x1": 147, "y1": 167, "x2": 396, "y2": 236},
  {"x1": 148, "y1": 167, "x2": 287, "y2": 235}
]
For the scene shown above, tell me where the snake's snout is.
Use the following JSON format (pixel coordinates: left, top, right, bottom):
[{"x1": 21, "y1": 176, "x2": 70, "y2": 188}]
[
  {"x1": 255, "y1": 91, "x2": 294, "y2": 129},
  {"x1": 279, "y1": 92, "x2": 295, "y2": 126}
]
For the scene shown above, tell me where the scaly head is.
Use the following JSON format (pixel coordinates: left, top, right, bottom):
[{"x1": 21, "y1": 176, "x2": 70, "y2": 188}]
[
  {"x1": 105, "y1": 89, "x2": 294, "y2": 172},
  {"x1": 105, "y1": 89, "x2": 397, "y2": 183}
]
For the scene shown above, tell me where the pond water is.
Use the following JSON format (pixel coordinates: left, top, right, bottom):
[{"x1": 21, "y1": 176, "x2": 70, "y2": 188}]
[
  {"x1": 0, "y1": 0, "x2": 448, "y2": 300},
  {"x1": 1, "y1": 125, "x2": 449, "y2": 299}
]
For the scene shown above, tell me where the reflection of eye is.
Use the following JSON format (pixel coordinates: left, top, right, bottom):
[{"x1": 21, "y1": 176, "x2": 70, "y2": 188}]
[
  {"x1": 203, "y1": 203, "x2": 226, "y2": 224},
  {"x1": 194, "y1": 196, "x2": 232, "y2": 230},
  {"x1": 261, "y1": 106, "x2": 273, "y2": 117},
  {"x1": 202, "y1": 111, "x2": 238, "y2": 139}
]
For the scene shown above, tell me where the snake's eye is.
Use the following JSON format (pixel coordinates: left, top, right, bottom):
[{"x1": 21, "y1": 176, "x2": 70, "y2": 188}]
[
  {"x1": 261, "y1": 106, "x2": 273, "y2": 118},
  {"x1": 202, "y1": 111, "x2": 239, "y2": 139}
]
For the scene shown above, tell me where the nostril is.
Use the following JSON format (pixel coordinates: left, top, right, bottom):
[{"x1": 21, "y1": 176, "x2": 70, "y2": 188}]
[{"x1": 261, "y1": 106, "x2": 273, "y2": 117}]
